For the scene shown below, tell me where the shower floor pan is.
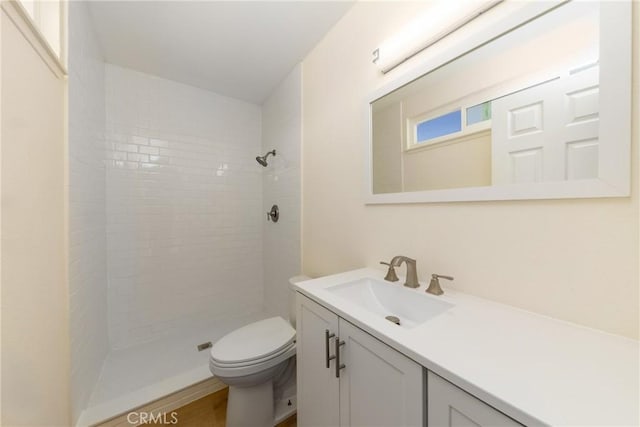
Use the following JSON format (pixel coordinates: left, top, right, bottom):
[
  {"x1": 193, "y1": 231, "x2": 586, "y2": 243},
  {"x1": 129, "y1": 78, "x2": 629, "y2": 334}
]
[{"x1": 77, "y1": 311, "x2": 271, "y2": 426}]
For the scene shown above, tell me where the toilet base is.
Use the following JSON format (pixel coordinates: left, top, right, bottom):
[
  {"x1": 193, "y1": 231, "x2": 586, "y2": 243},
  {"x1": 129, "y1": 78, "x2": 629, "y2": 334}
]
[
  {"x1": 273, "y1": 359, "x2": 297, "y2": 425},
  {"x1": 274, "y1": 394, "x2": 296, "y2": 425},
  {"x1": 226, "y1": 381, "x2": 274, "y2": 427},
  {"x1": 225, "y1": 375, "x2": 297, "y2": 427}
]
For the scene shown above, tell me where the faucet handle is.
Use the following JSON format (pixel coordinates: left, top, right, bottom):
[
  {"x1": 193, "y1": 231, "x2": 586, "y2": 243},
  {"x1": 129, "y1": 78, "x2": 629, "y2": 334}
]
[
  {"x1": 380, "y1": 262, "x2": 399, "y2": 282},
  {"x1": 426, "y1": 274, "x2": 454, "y2": 296}
]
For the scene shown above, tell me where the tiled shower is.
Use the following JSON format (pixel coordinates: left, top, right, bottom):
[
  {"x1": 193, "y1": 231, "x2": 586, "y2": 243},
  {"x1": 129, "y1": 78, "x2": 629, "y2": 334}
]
[
  {"x1": 105, "y1": 64, "x2": 264, "y2": 349},
  {"x1": 68, "y1": 2, "x2": 301, "y2": 423}
]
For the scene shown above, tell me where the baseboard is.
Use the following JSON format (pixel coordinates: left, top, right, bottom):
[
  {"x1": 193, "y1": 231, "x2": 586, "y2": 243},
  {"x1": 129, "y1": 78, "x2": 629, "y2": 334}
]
[{"x1": 95, "y1": 377, "x2": 226, "y2": 427}]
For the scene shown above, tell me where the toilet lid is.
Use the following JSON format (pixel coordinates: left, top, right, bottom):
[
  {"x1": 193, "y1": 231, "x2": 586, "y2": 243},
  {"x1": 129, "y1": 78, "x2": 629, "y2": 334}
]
[{"x1": 210, "y1": 317, "x2": 296, "y2": 365}]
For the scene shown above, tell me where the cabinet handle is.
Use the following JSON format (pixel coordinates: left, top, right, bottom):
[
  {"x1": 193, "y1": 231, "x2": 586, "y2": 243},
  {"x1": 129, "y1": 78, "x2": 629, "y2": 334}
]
[
  {"x1": 335, "y1": 336, "x2": 346, "y2": 378},
  {"x1": 325, "y1": 329, "x2": 336, "y2": 368}
]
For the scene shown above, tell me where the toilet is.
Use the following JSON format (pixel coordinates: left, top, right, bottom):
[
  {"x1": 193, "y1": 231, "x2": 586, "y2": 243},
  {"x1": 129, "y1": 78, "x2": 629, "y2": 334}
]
[{"x1": 209, "y1": 276, "x2": 308, "y2": 427}]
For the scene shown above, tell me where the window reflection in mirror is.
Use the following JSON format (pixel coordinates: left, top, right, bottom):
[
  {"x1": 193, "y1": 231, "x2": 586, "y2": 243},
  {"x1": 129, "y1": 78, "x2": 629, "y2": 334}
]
[{"x1": 371, "y1": 1, "x2": 600, "y2": 194}]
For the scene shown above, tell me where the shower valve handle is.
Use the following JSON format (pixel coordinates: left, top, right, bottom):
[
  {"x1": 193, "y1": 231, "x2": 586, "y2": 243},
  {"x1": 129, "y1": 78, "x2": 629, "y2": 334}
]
[{"x1": 266, "y1": 205, "x2": 279, "y2": 222}]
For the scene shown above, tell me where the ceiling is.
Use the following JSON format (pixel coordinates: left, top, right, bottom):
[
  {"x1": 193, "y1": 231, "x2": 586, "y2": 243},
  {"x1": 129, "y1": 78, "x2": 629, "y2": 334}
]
[{"x1": 87, "y1": 1, "x2": 354, "y2": 104}]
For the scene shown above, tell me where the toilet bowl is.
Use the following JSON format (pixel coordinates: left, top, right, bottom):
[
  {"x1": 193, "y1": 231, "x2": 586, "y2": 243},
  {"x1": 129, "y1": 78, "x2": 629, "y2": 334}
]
[
  {"x1": 209, "y1": 316, "x2": 296, "y2": 427},
  {"x1": 209, "y1": 276, "x2": 309, "y2": 426}
]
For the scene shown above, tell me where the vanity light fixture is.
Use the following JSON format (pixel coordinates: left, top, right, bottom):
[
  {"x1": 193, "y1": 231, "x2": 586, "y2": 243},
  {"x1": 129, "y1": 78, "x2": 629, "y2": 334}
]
[{"x1": 372, "y1": 0, "x2": 502, "y2": 73}]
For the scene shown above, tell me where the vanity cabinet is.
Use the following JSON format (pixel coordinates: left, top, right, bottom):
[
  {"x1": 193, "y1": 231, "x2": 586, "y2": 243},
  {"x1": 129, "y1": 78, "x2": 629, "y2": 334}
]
[
  {"x1": 427, "y1": 371, "x2": 522, "y2": 427},
  {"x1": 297, "y1": 294, "x2": 423, "y2": 427},
  {"x1": 296, "y1": 293, "x2": 340, "y2": 426}
]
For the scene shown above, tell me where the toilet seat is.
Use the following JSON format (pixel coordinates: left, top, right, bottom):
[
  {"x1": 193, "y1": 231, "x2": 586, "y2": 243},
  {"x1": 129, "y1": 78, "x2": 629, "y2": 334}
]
[
  {"x1": 209, "y1": 316, "x2": 296, "y2": 377},
  {"x1": 210, "y1": 316, "x2": 295, "y2": 364},
  {"x1": 213, "y1": 340, "x2": 296, "y2": 368},
  {"x1": 210, "y1": 343, "x2": 296, "y2": 378}
]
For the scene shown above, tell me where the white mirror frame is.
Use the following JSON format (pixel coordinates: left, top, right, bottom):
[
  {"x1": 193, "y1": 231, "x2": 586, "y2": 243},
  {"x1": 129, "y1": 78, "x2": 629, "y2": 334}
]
[{"x1": 365, "y1": 0, "x2": 631, "y2": 204}]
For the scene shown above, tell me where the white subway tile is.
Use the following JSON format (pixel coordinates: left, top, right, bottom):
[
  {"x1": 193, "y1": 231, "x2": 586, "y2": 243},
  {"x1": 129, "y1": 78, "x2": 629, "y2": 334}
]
[
  {"x1": 127, "y1": 153, "x2": 149, "y2": 163},
  {"x1": 139, "y1": 146, "x2": 159, "y2": 155},
  {"x1": 130, "y1": 135, "x2": 149, "y2": 146},
  {"x1": 261, "y1": 65, "x2": 302, "y2": 322},
  {"x1": 115, "y1": 143, "x2": 138, "y2": 153},
  {"x1": 105, "y1": 64, "x2": 264, "y2": 349},
  {"x1": 68, "y1": 2, "x2": 109, "y2": 422}
]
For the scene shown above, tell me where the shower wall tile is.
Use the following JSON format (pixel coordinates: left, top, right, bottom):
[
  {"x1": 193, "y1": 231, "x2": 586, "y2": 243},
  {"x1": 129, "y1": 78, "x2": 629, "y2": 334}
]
[
  {"x1": 68, "y1": 2, "x2": 109, "y2": 423},
  {"x1": 105, "y1": 65, "x2": 264, "y2": 349},
  {"x1": 261, "y1": 65, "x2": 302, "y2": 322}
]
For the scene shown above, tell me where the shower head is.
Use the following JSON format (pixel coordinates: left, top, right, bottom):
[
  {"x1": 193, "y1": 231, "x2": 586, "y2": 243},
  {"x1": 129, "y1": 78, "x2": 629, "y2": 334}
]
[{"x1": 256, "y1": 149, "x2": 276, "y2": 167}]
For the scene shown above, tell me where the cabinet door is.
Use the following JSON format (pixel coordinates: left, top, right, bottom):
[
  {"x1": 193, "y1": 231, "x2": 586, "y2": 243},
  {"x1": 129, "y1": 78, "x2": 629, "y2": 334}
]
[
  {"x1": 427, "y1": 371, "x2": 522, "y2": 427},
  {"x1": 338, "y1": 319, "x2": 423, "y2": 427},
  {"x1": 297, "y1": 294, "x2": 340, "y2": 427}
]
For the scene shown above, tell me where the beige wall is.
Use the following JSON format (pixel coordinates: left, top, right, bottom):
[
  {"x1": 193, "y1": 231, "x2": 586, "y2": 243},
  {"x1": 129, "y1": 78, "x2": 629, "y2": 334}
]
[
  {"x1": 372, "y1": 103, "x2": 403, "y2": 193},
  {"x1": 302, "y1": 2, "x2": 639, "y2": 339},
  {"x1": 1, "y1": 4, "x2": 70, "y2": 426},
  {"x1": 403, "y1": 132, "x2": 491, "y2": 192},
  {"x1": 1, "y1": 6, "x2": 3, "y2": 424}
]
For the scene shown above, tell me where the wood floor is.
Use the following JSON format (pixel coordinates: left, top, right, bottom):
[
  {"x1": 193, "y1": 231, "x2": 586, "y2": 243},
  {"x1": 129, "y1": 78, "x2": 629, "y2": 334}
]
[{"x1": 148, "y1": 387, "x2": 296, "y2": 427}]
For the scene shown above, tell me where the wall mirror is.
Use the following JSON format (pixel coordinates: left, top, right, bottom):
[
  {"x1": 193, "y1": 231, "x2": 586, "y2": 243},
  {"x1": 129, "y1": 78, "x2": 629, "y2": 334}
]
[{"x1": 367, "y1": 1, "x2": 631, "y2": 204}]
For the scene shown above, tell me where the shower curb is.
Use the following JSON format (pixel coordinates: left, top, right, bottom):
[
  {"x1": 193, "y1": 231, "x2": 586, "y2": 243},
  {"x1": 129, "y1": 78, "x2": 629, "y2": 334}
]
[{"x1": 92, "y1": 377, "x2": 225, "y2": 427}]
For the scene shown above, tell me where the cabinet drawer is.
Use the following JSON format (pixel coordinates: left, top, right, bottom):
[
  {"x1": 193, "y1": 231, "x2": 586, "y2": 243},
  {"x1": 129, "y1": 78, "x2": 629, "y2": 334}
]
[{"x1": 427, "y1": 371, "x2": 522, "y2": 427}]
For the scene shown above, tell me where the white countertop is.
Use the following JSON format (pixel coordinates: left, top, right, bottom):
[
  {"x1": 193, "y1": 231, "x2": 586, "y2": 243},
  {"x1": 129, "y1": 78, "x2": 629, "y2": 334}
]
[{"x1": 292, "y1": 268, "x2": 639, "y2": 426}]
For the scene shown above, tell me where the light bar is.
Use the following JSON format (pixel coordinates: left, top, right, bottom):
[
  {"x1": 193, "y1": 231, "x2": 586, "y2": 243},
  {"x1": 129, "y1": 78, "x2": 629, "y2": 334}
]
[{"x1": 373, "y1": 0, "x2": 503, "y2": 73}]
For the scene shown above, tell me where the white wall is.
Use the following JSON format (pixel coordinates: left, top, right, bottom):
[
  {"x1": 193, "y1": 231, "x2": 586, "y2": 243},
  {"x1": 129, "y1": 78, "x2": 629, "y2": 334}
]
[
  {"x1": 261, "y1": 65, "x2": 302, "y2": 321},
  {"x1": 105, "y1": 65, "x2": 264, "y2": 349},
  {"x1": 301, "y1": 2, "x2": 639, "y2": 339},
  {"x1": 67, "y1": 2, "x2": 108, "y2": 422},
  {"x1": 1, "y1": 4, "x2": 70, "y2": 425}
]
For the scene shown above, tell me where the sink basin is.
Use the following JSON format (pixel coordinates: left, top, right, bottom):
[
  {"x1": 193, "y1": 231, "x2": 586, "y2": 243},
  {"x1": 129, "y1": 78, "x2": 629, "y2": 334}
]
[{"x1": 327, "y1": 277, "x2": 453, "y2": 328}]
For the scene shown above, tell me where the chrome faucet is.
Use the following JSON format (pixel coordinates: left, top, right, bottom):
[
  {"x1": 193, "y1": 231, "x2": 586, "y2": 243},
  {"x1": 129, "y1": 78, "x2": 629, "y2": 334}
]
[{"x1": 387, "y1": 256, "x2": 419, "y2": 288}]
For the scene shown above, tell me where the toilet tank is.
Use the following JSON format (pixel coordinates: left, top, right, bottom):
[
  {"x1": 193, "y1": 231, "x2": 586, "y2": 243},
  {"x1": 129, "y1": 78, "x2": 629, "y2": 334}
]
[{"x1": 288, "y1": 275, "x2": 310, "y2": 328}]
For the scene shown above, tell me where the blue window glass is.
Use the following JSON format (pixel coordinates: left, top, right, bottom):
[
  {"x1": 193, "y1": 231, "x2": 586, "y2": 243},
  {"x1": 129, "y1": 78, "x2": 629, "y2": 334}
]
[
  {"x1": 466, "y1": 102, "x2": 491, "y2": 125},
  {"x1": 416, "y1": 110, "x2": 461, "y2": 143}
]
